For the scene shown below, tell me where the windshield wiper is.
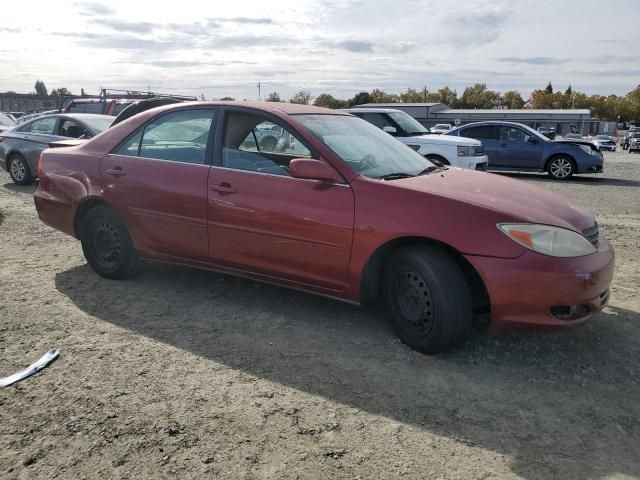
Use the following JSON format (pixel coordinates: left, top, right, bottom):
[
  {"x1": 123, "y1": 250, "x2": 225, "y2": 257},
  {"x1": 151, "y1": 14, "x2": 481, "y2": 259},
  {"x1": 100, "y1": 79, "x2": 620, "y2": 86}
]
[
  {"x1": 416, "y1": 166, "x2": 440, "y2": 176},
  {"x1": 377, "y1": 172, "x2": 416, "y2": 180}
]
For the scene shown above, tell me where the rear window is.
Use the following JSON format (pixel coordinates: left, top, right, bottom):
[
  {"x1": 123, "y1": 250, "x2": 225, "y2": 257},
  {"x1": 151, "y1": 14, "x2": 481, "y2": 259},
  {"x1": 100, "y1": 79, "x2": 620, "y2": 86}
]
[{"x1": 68, "y1": 102, "x2": 104, "y2": 114}]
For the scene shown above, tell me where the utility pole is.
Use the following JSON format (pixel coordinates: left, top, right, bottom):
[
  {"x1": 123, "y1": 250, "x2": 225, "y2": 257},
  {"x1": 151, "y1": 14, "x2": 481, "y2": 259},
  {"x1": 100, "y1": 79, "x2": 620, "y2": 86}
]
[
  {"x1": 423, "y1": 85, "x2": 427, "y2": 103},
  {"x1": 257, "y1": 82, "x2": 261, "y2": 101}
]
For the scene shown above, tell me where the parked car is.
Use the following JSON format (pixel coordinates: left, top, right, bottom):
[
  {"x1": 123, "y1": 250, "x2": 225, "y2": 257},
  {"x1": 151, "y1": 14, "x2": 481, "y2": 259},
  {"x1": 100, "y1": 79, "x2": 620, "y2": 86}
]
[
  {"x1": 0, "y1": 113, "x2": 113, "y2": 184},
  {"x1": 429, "y1": 123, "x2": 452, "y2": 134},
  {"x1": 594, "y1": 135, "x2": 617, "y2": 151},
  {"x1": 10, "y1": 111, "x2": 26, "y2": 119},
  {"x1": 446, "y1": 121, "x2": 604, "y2": 179},
  {"x1": 536, "y1": 126, "x2": 556, "y2": 140},
  {"x1": 621, "y1": 126, "x2": 640, "y2": 150},
  {"x1": 345, "y1": 108, "x2": 488, "y2": 170},
  {"x1": 628, "y1": 132, "x2": 640, "y2": 152},
  {"x1": 563, "y1": 133, "x2": 583, "y2": 139},
  {"x1": 34, "y1": 102, "x2": 614, "y2": 354},
  {"x1": 64, "y1": 98, "x2": 138, "y2": 116},
  {"x1": 0, "y1": 112, "x2": 16, "y2": 133}
]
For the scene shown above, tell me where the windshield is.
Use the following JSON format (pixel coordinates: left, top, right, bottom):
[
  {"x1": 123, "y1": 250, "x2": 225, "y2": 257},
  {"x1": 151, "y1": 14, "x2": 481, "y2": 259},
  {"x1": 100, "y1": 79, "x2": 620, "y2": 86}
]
[
  {"x1": 295, "y1": 114, "x2": 434, "y2": 179},
  {"x1": 596, "y1": 135, "x2": 610, "y2": 140},
  {"x1": 434, "y1": 124, "x2": 450, "y2": 129},
  {"x1": 0, "y1": 113, "x2": 16, "y2": 127},
  {"x1": 632, "y1": 133, "x2": 640, "y2": 138},
  {"x1": 387, "y1": 111, "x2": 428, "y2": 135},
  {"x1": 81, "y1": 115, "x2": 114, "y2": 133}
]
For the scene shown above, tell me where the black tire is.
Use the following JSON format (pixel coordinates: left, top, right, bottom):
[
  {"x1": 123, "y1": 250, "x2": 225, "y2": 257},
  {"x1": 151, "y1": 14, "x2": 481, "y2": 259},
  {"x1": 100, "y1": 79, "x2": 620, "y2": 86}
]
[
  {"x1": 382, "y1": 245, "x2": 472, "y2": 354},
  {"x1": 8, "y1": 154, "x2": 33, "y2": 185},
  {"x1": 80, "y1": 205, "x2": 138, "y2": 279},
  {"x1": 260, "y1": 136, "x2": 278, "y2": 152},
  {"x1": 547, "y1": 156, "x2": 575, "y2": 180}
]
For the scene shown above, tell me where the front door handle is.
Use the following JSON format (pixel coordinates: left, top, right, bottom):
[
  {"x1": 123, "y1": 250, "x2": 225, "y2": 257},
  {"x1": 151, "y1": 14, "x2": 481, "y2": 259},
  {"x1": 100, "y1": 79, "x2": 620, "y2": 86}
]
[
  {"x1": 105, "y1": 167, "x2": 126, "y2": 177},
  {"x1": 210, "y1": 183, "x2": 236, "y2": 194}
]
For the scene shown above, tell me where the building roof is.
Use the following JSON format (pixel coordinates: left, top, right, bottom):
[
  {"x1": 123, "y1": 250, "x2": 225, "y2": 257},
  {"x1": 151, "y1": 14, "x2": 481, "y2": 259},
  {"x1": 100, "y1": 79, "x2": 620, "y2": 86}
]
[
  {"x1": 439, "y1": 108, "x2": 591, "y2": 115},
  {"x1": 357, "y1": 103, "x2": 445, "y2": 108}
]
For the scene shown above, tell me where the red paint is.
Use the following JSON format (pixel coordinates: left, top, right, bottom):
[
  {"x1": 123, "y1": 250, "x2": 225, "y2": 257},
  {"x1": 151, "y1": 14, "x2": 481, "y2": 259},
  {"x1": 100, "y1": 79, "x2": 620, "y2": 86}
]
[{"x1": 34, "y1": 101, "x2": 615, "y2": 327}]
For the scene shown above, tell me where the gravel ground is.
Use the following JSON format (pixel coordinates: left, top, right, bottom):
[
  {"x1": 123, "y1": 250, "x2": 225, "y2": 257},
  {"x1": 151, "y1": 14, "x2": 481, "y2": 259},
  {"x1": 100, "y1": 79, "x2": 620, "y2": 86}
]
[{"x1": 1, "y1": 150, "x2": 639, "y2": 480}]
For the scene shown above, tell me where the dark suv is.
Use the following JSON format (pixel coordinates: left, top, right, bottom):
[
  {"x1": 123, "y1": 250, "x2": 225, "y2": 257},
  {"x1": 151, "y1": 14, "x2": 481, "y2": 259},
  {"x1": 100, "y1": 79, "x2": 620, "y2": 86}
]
[{"x1": 537, "y1": 126, "x2": 556, "y2": 140}]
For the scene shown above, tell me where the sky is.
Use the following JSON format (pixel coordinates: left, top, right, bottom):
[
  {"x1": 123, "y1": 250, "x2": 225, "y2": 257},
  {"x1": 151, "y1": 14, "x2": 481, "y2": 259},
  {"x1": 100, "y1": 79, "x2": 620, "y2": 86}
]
[{"x1": 1, "y1": 0, "x2": 638, "y2": 101}]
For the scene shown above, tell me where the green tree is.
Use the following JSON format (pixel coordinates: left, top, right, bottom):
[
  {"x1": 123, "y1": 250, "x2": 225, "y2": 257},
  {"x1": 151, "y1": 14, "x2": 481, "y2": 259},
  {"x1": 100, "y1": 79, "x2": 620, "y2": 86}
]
[
  {"x1": 430, "y1": 87, "x2": 459, "y2": 107},
  {"x1": 313, "y1": 93, "x2": 346, "y2": 109},
  {"x1": 220, "y1": 96, "x2": 235, "y2": 101},
  {"x1": 266, "y1": 92, "x2": 281, "y2": 102},
  {"x1": 545, "y1": 82, "x2": 553, "y2": 94},
  {"x1": 369, "y1": 89, "x2": 399, "y2": 103},
  {"x1": 34, "y1": 80, "x2": 48, "y2": 98},
  {"x1": 289, "y1": 90, "x2": 312, "y2": 105},
  {"x1": 459, "y1": 83, "x2": 501, "y2": 109},
  {"x1": 399, "y1": 88, "x2": 424, "y2": 103},
  {"x1": 501, "y1": 90, "x2": 525, "y2": 109},
  {"x1": 347, "y1": 91, "x2": 371, "y2": 107}
]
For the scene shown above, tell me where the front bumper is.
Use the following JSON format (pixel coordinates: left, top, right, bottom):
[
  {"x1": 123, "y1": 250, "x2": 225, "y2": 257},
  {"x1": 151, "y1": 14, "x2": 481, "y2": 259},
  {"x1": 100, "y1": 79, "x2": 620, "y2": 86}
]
[
  {"x1": 455, "y1": 154, "x2": 489, "y2": 170},
  {"x1": 465, "y1": 238, "x2": 615, "y2": 326}
]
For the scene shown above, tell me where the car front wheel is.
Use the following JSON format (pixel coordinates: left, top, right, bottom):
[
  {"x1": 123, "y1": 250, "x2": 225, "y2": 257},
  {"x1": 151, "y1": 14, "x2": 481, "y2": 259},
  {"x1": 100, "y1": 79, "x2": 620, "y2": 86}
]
[
  {"x1": 547, "y1": 156, "x2": 575, "y2": 180},
  {"x1": 383, "y1": 245, "x2": 473, "y2": 354},
  {"x1": 80, "y1": 205, "x2": 138, "y2": 279},
  {"x1": 8, "y1": 154, "x2": 33, "y2": 185}
]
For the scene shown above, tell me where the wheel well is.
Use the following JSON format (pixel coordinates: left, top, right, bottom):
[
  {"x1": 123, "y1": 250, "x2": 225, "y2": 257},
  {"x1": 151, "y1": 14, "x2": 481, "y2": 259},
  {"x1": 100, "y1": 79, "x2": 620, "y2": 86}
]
[
  {"x1": 73, "y1": 198, "x2": 112, "y2": 239},
  {"x1": 545, "y1": 153, "x2": 576, "y2": 172},
  {"x1": 360, "y1": 237, "x2": 490, "y2": 314},
  {"x1": 424, "y1": 154, "x2": 449, "y2": 165}
]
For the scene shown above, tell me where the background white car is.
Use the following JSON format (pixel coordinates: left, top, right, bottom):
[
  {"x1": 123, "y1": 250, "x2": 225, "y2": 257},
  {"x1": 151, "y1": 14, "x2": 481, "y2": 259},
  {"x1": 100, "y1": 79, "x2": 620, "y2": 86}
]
[{"x1": 345, "y1": 108, "x2": 488, "y2": 170}]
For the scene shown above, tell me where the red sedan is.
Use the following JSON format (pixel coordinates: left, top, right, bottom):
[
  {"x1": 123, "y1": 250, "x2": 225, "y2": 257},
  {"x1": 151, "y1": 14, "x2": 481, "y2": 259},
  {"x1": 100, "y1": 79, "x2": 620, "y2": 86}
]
[{"x1": 34, "y1": 102, "x2": 615, "y2": 353}]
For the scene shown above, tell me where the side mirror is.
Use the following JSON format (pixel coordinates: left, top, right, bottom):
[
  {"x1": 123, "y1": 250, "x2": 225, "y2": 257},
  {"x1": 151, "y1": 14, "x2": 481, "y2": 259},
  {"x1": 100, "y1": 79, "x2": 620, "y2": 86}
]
[
  {"x1": 289, "y1": 159, "x2": 341, "y2": 183},
  {"x1": 382, "y1": 126, "x2": 397, "y2": 134},
  {"x1": 527, "y1": 137, "x2": 540, "y2": 144}
]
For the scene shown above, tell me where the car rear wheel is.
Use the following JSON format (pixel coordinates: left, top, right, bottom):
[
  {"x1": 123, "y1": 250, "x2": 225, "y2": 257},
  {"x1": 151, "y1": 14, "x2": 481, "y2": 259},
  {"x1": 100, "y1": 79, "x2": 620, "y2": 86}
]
[
  {"x1": 80, "y1": 205, "x2": 138, "y2": 279},
  {"x1": 547, "y1": 156, "x2": 575, "y2": 180},
  {"x1": 382, "y1": 245, "x2": 472, "y2": 354},
  {"x1": 8, "y1": 154, "x2": 33, "y2": 185}
]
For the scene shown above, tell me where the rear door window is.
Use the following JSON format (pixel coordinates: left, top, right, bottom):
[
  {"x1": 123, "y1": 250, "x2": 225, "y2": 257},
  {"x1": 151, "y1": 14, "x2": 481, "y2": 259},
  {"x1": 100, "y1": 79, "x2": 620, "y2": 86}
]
[
  {"x1": 29, "y1": 117, "x2": 57, "y2": 135},
  {"x1": 459, "y1": 125, "x2": 497, "y2": 140}
]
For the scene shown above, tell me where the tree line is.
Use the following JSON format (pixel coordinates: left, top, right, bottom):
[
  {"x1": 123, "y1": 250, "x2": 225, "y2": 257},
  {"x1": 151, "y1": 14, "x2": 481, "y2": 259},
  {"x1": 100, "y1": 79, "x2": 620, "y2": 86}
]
[
  {"x1": 273, "y1": 82, "x2": 640, "y2": 123},
  {"x1": 29, "y1": 80, "x2": 640, "y2": 122}
]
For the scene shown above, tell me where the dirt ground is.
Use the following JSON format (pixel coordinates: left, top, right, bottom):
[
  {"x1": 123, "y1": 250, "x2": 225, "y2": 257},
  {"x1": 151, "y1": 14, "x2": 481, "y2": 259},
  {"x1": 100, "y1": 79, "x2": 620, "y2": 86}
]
[{"x1": 1, "y1": 150, "x2": 639, "y2": 480}]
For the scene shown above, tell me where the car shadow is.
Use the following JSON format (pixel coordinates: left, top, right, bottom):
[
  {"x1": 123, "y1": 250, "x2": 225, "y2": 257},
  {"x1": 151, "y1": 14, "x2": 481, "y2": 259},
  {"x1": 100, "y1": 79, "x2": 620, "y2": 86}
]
[
  {"x1": 2, "y1": 181, "x2": 37, "y2": 194},
  {"x1": 54, "y1": 263, "x2": 640, "y2": 480},
  {"x1": 496, "y1": 172, "x2": 640, "y2": 188}
]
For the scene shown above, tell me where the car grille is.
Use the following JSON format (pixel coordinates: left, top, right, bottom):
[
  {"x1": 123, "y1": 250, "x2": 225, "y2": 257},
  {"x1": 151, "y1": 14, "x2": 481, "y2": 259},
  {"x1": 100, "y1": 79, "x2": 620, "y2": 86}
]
[
  {"x1": 582, "y1": 223, "x2": 599, "y2": 248},
  {"x1": 474, "y1": 145, "x2": 485, "y2": 156}
]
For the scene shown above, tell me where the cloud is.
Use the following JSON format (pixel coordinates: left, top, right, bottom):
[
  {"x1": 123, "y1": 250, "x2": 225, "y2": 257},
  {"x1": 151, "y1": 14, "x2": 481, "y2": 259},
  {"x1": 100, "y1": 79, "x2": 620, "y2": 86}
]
[
  {"x1": 143, "y1": 60, "x2": 256, "y2": 68},
  {"x1": 76, "y1": 2, "x2": 116, "y2": 16},
  {"x1": 496, "y1": 56, "x2": 569, "y2": 65},
  {"x1": 0, "y1": 27, "x2": 20, "y2": 33},
  {"x1": 207, "y1": 17, "x2": 273, "y2": 25},
  {"x1": 208, "y1": 34, "x2": 293, "y2": 49},
  {"x1": 328, "y1": 39, "x2": 375, "y2": 53},
  {"x1": 90, "y1": 18, "x2": 156, "y2": 34}
]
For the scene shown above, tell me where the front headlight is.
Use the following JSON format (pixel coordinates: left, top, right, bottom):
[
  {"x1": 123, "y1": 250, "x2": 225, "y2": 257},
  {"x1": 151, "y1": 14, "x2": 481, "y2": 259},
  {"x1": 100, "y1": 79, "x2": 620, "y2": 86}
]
[
  {"x1": 497, "y1": 223, "x2": 596, "y2": 257},
  {"x1": 579, "y1": 144, "x2": 597, "y2": 155},
  {"x1": 457, "y1": 145, "x2": 475, "y2": 156}
]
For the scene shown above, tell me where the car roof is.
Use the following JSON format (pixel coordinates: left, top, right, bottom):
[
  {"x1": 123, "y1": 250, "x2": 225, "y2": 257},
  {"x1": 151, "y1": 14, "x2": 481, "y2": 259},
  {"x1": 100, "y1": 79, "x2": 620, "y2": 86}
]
[{"x1": 132, "y1": 101, "x2": 351, "y2": 118}]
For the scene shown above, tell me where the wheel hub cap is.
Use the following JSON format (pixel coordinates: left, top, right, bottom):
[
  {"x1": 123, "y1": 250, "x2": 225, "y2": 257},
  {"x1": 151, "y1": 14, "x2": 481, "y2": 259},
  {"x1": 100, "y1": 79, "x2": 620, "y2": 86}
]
[
  {"x1": 92, "y1": 222, "x2": 122, "y2": 267},
  {"x1": 395, "y1": 270, "x2": 434, "y2": 333},
  {"x1": 551, "y1": 158, "x2": 571, "y2": 178},
  {"x1": 10, "y1": 160, "x2": 25, "y2": 181}
]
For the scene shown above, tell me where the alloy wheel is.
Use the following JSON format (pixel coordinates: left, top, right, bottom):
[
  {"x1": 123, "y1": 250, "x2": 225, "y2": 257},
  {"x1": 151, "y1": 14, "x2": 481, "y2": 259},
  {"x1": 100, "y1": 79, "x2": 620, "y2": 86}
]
[
  {"x1": 10, "y1": 158, "x2": 26, "y2": 182},
  {"x1": 550, "y1": 158, "x2": 572, "y2": 179}
]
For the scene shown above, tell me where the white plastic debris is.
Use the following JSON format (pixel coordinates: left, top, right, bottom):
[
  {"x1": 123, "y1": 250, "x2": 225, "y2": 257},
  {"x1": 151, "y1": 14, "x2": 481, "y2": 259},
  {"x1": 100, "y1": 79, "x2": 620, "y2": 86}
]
[{"x1": 0, "y1": 348, "x2": 59, "y2": 388}]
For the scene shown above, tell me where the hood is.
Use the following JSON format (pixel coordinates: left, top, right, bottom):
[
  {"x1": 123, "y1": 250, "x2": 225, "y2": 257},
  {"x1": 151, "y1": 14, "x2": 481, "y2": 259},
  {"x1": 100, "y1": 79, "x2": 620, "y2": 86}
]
[
  {"x1": 390, "y1": 168, "x2": 595, "y2": 232},
  {"x1": 408, "y1": 133, "x2": 480, "y2": 146},
  {"x1": 553, "y1": 138, "x2": 599, "y2": 151}
]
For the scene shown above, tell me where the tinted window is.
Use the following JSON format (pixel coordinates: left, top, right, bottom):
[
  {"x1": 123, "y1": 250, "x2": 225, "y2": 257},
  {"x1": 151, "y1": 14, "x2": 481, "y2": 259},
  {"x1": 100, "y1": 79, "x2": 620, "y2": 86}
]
[
  {"x1": 137, "y1": 110, "x2": 214, "y2": 164},
  {"x1": 68, "y1": 102, "x2": 104, "y2": 114},
  {"x1": 223, "y1": 113, "x2": 311, "y2": 176},
  {"x1": 60, "y1": 119, "x2": 88, "y2": 138},
  {"x1": 115, "y1": 130, "x2": 143, "y2": 156},
  {"x1": 30, "y1": 117, "x2": 57, "y2": 135},
  {"x1": 460, "y1": 125, "x2": 496, "y2": 140},
  {"x1": 361, "y1": 113, "x2": 395, "y2": 130}
]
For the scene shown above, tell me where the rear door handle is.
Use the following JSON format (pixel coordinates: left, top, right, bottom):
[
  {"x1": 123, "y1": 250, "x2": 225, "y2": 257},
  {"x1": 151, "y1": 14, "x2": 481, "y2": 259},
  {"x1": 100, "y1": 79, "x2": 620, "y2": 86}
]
[
  {"x1": 105, "y1": 167, "x2": 126, "y2": 177},
  {"x1": 210, "y1": 183, "x2": 236, "y2": 194}
]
